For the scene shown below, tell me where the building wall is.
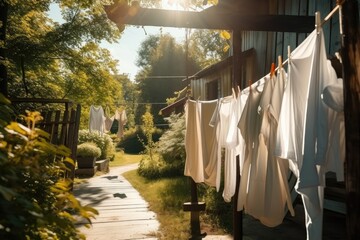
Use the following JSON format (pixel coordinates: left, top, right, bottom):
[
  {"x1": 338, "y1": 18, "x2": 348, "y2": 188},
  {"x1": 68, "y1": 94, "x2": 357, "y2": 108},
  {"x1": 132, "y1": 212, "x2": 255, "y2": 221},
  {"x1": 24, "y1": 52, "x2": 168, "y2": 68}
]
[{"x1": 241, "y1": 0, "x2": 344, "y2": 83}]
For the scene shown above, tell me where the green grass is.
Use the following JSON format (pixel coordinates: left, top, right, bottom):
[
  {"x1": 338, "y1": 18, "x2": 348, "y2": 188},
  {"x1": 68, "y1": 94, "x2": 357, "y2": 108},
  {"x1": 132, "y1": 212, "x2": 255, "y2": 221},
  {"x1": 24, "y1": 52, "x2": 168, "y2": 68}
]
[
  {"x1": 109, "y1": 151, "x2": 143, "y2": 167},
  {"x1": 123, "y1": 170, "x2": 227, "y2": 240}
]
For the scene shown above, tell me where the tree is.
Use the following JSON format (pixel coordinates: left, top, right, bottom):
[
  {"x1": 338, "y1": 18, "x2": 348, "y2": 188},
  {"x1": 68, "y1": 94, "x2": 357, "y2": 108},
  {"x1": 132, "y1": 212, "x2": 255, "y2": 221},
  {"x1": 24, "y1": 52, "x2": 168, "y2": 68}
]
[
  {"x1": 3, "y1": 0, "x2": 125, "y2": 128},
  {"x1": 188, "y1": 29, "x2": 231, "y2": 68},
  {"x1": 135, "y1": 33, "x2": 201, "y2": 125}
]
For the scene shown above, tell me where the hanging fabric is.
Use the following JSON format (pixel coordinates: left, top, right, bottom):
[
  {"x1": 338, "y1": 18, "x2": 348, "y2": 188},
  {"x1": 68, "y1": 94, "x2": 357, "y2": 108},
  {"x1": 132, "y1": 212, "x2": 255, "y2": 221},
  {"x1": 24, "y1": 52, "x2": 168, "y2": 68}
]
[
  {"x1": 104, "y1": 105, "x2": 115, "y2": 133},
  {"x1": 114, "y1": 109, "x2": 127, "y2": 138},
  {"x1": 184, "y1": 99, "x2": 218, "y2": 184},
  {"x1": 89, "y1": 105, "x2": 106, "y2": 135},
  {"x1": 275, "y1": 26, "x2": 338, "y2": 240},
  {"x1": 209, "y1": 94, "x2": 239, "y2": 202}
]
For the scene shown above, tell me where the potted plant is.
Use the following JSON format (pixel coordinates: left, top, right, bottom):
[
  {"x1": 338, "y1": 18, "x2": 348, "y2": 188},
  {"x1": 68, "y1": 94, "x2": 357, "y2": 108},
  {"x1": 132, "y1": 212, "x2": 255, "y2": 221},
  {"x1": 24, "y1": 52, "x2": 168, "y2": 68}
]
[{"x1": 76, "y1": 142, "x2": 101, "y2": 169}]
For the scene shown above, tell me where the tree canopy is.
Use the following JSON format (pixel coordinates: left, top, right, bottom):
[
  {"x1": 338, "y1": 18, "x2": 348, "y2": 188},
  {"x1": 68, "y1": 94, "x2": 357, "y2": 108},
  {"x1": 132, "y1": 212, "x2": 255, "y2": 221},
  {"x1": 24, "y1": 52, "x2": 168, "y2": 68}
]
[
  {"x1": 134, "y1": 33, "x2": 200, "y2": 125},
  {"x1": 2, "y1": 0, "x2": 127, "y2": 128}
]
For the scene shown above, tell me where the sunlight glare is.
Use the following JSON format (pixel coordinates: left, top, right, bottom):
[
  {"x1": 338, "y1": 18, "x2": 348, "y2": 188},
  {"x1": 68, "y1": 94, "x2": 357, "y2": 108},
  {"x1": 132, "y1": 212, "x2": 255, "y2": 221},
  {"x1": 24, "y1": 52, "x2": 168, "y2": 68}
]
[{"x1": 161, "y1": 0, "x2": 186, "y2": 10}]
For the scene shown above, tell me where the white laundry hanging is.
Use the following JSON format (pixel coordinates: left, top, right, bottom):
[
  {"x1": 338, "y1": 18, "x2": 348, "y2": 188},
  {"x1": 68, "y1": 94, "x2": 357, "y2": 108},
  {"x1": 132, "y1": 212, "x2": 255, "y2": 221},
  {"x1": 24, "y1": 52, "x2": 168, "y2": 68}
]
[
  {"x1": 184, "y1": 99, "x2": 218, "y2": 185},
  {"x1": 89, "y1": 105, "x2": 106, "y2": 135},
  {"x1": 274, "y1": 27, "x2": 339, "y2": 240}
]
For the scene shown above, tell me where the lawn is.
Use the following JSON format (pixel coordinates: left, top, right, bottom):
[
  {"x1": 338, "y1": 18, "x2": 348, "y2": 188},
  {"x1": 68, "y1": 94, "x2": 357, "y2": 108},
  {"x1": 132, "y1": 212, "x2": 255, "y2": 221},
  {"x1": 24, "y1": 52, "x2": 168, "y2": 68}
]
[{"x1": 109, "y1": 151, "x2": 143, "y2": 167}]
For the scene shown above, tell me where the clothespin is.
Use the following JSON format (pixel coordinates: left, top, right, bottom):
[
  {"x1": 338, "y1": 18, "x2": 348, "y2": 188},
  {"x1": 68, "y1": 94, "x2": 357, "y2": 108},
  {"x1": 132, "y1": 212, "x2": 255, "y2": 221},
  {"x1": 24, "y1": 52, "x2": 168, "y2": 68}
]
[
  {"x1": 232, "y1": 87, "x2": 236, "y2": 98},
  {"x1": 278, "y1": 55, "x2": 283, "y2": 71},
  {"x1": 248, "y1": 79, "x2": 252, "y2": 94},
  {"x1": 270, "y1": 63, "x2": 276, "y2": 78},
  {"x1": 337, "y1": 0, "x2": 344, "y2": 35},
  {"x1": 237, "y1": 85, "x2": 241, "y2": 95},
  {"x1": 315, "y1": 11, "x2": 321, "y2": 34}
]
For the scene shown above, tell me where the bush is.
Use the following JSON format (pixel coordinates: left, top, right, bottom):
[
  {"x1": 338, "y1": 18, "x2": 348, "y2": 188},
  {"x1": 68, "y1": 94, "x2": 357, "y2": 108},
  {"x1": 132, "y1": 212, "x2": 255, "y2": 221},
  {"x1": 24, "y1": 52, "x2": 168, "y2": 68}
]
[
  {"x1": 77, "y1": 142, "x2": 101, "y2": 158},
  {"x1": 117, "y1": 127, "x2": 162, "y2": 154},
  {"x1": 78, "y1": 130, "x2": 115, "y2": 159},
  {"x1": 157, "y1": 113, "x2": 185, "y2": 165},
  {"x1": 0, "y1": 96, "x2": 97, "y2": 239}
]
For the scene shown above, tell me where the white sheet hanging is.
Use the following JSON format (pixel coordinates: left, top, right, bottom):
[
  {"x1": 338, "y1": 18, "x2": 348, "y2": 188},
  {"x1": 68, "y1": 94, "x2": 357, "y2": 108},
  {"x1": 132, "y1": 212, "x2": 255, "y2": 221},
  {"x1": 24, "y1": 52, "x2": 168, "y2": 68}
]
[
  {"x1": 184, "y1": 99, "x2": 218, "y2": 185},
  {"x1": 89, "y1": 105, "x2": 106, "y2": 135},
  {"x1": 275, "y1": 28, "x2": 338, "y2": 240}
]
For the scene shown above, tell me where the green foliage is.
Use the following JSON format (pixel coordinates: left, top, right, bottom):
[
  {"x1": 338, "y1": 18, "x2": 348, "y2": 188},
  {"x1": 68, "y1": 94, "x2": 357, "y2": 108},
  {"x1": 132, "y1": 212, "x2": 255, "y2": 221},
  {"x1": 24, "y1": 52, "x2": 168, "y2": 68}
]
[
  {"x1": 137, "y1": 112, "x2": 185, "y2": 179},
  {"x1": 4, "y1": 1, "x2": 125, "y2": 129},
  {"x1": 116, "y1": 127, "x2": 162, "y2": 154},
  {"x1": 135, "y1": 34, "x2": 200, "y2": 125},
  {"x1": 76, "y1": 142, "x2": 101, "y2": 158},
  {"x1": 0, "y1": 96, "x2": 98, "y2": 239},
  {"x1": 77, "y1": 130, "x2": 115, "y2": 159},
  {"x1": 157, "y1": 113, "x2": 186, "y2": 165}
]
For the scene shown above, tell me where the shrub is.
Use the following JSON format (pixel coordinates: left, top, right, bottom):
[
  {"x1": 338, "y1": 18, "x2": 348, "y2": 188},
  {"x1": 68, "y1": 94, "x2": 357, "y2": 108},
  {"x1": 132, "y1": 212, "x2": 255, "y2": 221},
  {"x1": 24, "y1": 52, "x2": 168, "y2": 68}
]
[
  {"x1": 0, "y1": 96, "x2": 97, "y2": 239},
  {"x1": 157, "y1": 113, "x2": 185, "y2": 165},
  {"x1": 117, "y1": 127, "x2": 162, "y2": 154},
  {"x1": 78, "y1": 130, "x2": 115, "y2": 159},
  {"x1": 77, "y1": 142, "x2": 101, "y2": 158}
]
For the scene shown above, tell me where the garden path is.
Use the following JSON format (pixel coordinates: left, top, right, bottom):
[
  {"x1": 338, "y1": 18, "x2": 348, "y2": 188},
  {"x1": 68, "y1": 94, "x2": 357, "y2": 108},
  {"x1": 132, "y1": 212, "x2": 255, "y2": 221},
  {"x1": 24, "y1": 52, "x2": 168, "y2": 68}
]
[
  {"x1": 74, "y1": 164, "x2": 159, "y2": 240},
  {"x1": 74, "y1": 163, "x2": 232, "y2": 240}
]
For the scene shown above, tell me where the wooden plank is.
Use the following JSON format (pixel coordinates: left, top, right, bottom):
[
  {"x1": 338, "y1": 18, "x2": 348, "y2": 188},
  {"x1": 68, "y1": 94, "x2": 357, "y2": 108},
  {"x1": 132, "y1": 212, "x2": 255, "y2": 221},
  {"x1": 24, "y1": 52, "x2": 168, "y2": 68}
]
[{"x1": 107, "y1": 7, "x2": 314, "y2": 33}]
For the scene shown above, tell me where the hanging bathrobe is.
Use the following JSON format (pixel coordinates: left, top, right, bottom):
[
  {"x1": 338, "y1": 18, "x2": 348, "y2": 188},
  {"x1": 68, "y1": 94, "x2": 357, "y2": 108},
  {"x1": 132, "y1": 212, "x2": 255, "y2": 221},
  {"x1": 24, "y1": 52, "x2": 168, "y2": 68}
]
[{"x1": 275, "y1": 28, "x2": 337, "y2": 240}]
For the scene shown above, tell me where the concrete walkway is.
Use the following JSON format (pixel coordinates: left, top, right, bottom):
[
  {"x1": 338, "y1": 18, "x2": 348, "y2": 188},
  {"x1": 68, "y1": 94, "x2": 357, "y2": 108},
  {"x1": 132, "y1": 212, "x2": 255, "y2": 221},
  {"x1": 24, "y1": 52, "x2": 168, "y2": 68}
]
[{"x1": 74, "y1": 164, "x2": 159, "y2": 240}]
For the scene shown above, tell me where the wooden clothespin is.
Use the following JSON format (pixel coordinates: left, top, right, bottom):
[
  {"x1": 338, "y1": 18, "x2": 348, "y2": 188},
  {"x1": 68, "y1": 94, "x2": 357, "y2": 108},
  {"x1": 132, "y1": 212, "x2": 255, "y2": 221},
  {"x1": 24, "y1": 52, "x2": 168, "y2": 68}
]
[
  {"x1": 315, "y1": 11, "x2": 322, "y2": 34},
  {"x1": 270, "y1": 62, "x2": 276, "y2": 78},
  {"x1": 232, "y1": 87, "x2": 236, "y2": 98},
  {"x1": 278, "y1": 55, "x2": 283, "y2": 71},
  {"x1": 248, "y1": 79, "x2": 252, "y2": 93}
]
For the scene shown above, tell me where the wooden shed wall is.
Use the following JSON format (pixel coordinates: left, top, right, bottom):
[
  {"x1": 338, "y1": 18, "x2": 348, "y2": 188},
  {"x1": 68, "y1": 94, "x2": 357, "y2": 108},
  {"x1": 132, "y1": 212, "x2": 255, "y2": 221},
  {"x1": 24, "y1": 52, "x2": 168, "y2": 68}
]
[
  {"x1": 190, "y1": 64, "x2": 232, "y2": 100},
  {"x1": 241, "y1": 0, "x2": 344, "y2": 82}
]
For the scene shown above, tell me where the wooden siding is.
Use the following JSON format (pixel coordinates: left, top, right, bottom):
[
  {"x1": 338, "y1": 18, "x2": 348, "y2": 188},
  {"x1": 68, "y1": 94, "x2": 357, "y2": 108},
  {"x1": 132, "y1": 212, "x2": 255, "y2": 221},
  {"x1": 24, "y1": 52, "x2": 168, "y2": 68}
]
[
  {"x1": 241, "y1": 0, "x2": 345, "y2": 83},
  {"x1": 190, "y1": 62, "x2": 232, "y2": 100}
]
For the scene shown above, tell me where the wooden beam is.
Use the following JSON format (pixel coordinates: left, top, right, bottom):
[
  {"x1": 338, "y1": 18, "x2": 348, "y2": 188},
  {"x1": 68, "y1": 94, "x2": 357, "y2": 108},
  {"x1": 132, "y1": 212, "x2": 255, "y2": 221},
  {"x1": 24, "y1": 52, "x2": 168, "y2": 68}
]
[
  {"x1": 105, "y1": 7, "x2": 315, "y2": 33},
  {"x1": 341, "y1": 1, "x2": 360, "y2": 240}
]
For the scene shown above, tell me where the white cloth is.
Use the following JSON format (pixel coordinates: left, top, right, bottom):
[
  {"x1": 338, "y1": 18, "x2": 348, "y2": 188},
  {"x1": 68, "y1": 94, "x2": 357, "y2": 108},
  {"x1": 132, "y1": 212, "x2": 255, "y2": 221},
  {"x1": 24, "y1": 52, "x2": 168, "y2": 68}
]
[
  {"x1": 323, "y1": 74, "x2": 345, "y2": 181},
  {"x1": 237, "y1": 86, "x2": 262, "y2": 211},
  {"x1": 89, "y1": 105, "x2": 105, "y2": 135},
  {"x1": 275, "y1": 28, "x2": 337, "y2": 240},
  {"x1": 184, "y1": 99, "x2": 218, "y2": 184},
  {"x1": 255, "y1": 69, "x2": 295, "y2": 227},
  {"x1": 210, "y1": 95, "x2": 239, "y2": 202}
]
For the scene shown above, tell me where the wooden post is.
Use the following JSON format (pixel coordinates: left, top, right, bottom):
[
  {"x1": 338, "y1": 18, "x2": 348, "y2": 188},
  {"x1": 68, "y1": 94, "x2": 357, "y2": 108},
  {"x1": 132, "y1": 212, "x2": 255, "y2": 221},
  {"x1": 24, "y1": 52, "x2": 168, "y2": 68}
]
[
  {"x1": 183, "y1": 178, "x2": 206, "y2": 240},
  {"x1": 232, "y1": 27, "x2": 243, "y2": 240},
  {"x1": 0, "y1": 1, "x2": 8, "y2": 96},
  {"x1": 341, "y1": 1, "x2": 360, "y2": 239}
]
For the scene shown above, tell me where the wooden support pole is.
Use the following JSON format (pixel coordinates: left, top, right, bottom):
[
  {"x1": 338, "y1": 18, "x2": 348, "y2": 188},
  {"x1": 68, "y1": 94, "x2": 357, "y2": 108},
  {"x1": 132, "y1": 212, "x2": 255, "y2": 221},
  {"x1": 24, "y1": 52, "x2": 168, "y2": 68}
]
[
  {"x1": 232, "y1": 28, "x2": 243, "y2": 240},
  {"x1": 341, "y1": 1, "x2": 360, "y2": 239},
  {"x1": 183, "y1": 178, "x2": 206, "y2": 240}
]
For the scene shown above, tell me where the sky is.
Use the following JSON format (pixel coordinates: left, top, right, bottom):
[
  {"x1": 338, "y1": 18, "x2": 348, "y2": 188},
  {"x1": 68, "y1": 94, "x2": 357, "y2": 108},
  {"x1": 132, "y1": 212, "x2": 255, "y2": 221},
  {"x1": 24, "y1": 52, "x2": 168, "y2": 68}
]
[{"x1": 48, "y1": 3, "x2": 186, "y2": 81}]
